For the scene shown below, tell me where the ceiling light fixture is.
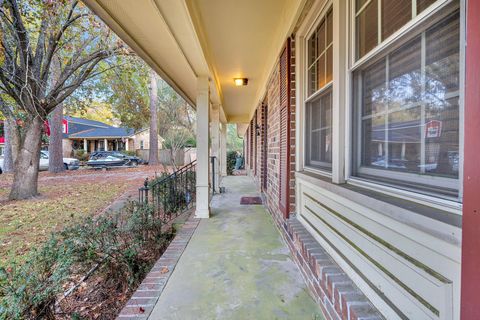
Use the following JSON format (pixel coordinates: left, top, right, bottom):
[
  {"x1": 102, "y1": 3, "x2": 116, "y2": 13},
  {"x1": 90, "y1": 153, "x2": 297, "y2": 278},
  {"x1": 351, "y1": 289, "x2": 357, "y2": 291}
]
[{"x1": 234, "y1": 78, "x2": 248, "y2": 86}]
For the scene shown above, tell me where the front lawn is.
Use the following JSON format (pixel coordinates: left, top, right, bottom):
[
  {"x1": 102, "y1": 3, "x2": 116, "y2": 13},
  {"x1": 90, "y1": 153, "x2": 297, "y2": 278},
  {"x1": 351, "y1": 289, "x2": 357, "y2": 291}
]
[
  {"x1": 0, "y1": 166, "x2": 168, "y2": 266},
  {"x1": 0, "y1": 179, "x2": 130, "y2": 266}
]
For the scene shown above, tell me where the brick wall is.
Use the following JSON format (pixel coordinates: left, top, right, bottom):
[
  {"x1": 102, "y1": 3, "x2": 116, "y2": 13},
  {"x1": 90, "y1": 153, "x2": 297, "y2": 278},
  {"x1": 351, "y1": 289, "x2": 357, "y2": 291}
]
[{"x1": 289, "y1": 37, "x2": 296, "y2": 215}]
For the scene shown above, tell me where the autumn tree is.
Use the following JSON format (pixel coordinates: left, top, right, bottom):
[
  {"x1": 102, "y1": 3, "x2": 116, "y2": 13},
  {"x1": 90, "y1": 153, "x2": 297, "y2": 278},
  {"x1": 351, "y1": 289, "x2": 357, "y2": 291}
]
[{"x1": 0, "y1": 0, "x2": 124, "y2": 199}]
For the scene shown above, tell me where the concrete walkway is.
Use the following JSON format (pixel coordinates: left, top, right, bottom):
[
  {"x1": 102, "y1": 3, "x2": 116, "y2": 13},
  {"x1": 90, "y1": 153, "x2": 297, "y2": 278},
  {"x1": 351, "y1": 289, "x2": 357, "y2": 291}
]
[{"x1": 149, "y1": 176, "x2": 323, "y2": 320}]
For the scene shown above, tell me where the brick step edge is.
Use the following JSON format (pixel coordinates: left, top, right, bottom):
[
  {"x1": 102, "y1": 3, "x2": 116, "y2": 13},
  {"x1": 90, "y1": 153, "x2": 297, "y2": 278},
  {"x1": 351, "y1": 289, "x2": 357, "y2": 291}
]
[
  {"x1": 116, "y1": 211, "x2": 200, "y2": 320},
  {"x1": 271, "y1": 211, "x2": 384, "y2": 320}
]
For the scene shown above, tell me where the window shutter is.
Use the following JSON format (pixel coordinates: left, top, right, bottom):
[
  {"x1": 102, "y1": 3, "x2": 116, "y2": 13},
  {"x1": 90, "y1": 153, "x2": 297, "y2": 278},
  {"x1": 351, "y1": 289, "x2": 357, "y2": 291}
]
[
  {"x1": 249, "y1": 119, "x2": 254, "y2": 170},
  {"x1": 262, "y1": 102, "x2": 268, "y2": 191},
  {"x1": 253, "y1": 110, "x2": 258, "y2": 177},
  {"x1": 279, "y1": 39, "x2": 291, "y2": 219}
]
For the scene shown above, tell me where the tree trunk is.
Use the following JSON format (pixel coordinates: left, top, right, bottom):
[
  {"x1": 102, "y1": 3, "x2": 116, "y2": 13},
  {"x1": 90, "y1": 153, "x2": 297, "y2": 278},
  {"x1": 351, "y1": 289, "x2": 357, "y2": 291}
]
[
  {"x1": 48, "y1": 58, "x2": 65, "y2": 173},
  {"x1": 9, "y1": 117, "x2": 43, "y2": 200},
  {"x1": 48, "y1": 104, "x2": 65, "y2": 172},
  {"x1": 148, "y1": 69, "x2": 159, "y2": 165},
  {"x1": 3, "y1": 118, "x2": 14, "y2": 173}
]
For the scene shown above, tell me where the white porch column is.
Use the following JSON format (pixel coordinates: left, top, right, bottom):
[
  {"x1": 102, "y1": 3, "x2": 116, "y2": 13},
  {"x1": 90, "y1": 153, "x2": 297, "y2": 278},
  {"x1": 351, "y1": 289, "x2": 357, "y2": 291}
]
[
  {"x1": 220, "y1": 123, "x2": 227, "y2": 176},
  {"x1": 83, "y1": 139, "x2": 87, "y2": 151},
  {"x1": 104, "y1": 138, "x2": 108, "y2": 151},
  {"x1": 125, "y1": 139, "x2": 129, "y2": 151},
  {"x1": 210, "y1": 104, "x2": 220, "y2": 192},
  {"x1": 195, "y1": 76, "x2": 210, "y2": 218}
]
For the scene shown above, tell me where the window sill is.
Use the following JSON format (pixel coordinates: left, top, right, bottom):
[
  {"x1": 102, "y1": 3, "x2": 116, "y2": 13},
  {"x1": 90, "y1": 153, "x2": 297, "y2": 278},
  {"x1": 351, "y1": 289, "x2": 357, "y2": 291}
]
[{"x1": 296, "y1": 170, "x2": 462, "y2": 246}]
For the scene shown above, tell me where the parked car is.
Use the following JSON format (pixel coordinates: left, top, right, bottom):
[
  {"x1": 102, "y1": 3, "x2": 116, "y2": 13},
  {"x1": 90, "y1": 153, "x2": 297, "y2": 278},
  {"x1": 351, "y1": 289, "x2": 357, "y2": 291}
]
[
  {"x1": 86, "y1": 151, "x2": 141, "y2": 168},
  {"x1": 0, "y1": 151, "x2": 79, "y2": 174}
]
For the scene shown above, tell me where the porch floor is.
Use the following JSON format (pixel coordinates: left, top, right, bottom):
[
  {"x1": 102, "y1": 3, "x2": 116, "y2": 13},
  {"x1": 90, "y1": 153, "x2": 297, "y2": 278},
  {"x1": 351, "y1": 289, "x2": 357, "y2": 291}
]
[{"x1": 149, "y1": 176, "x2": 323, "y2": 319}]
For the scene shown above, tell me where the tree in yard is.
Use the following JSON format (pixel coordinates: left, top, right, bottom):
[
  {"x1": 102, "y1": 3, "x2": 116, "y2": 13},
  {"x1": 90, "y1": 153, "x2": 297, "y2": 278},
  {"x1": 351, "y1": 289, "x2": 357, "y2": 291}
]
[
  {"x1": 148, "y1": 69, "x2": 159, "y2": 165},
  {"x1": 0, "y1": 0, "x2": 125, "y2": 199},
  {"x1": 227, "y1": 123, "x2": 243, "y2": 153},
  {"x1": 157, "y1": 79, "x2": 196, "y2": 169}
]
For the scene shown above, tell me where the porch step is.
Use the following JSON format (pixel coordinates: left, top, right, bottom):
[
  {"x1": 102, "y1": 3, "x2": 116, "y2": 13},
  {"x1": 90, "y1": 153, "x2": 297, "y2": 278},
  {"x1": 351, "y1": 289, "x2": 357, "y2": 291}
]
[{"x1": 284, "y1": 217, "x2": 384, "y2": 320}]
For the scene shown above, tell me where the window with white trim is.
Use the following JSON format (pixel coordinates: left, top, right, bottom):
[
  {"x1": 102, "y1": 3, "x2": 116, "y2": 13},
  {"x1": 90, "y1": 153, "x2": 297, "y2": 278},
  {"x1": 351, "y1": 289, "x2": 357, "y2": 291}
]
[
  {"x1": 305, "y1": 7, "x2": 333, "y2": 171},
  {"x1": 355, "y1": 0, "x2": 438, "y2": 60},
  {"x1": 352, "y1": 3, "x2": 461, "y2": 198}
]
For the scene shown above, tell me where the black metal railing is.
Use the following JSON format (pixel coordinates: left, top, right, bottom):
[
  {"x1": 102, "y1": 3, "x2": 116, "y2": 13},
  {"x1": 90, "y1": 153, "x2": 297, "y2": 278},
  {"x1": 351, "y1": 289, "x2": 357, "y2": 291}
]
[
  {"x1": 210, "y1": 156, "x2": 217, "y2": 194},
  {"x1": 139, "y1": 160, "x2": 196, "y2": 223}
]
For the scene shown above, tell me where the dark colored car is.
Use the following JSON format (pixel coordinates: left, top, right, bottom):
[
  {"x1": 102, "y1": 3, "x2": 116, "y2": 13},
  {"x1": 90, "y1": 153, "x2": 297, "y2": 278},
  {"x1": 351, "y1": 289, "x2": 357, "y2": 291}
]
[{"x1": 87, "y1": 151, "x2": 142, "y2": 168}]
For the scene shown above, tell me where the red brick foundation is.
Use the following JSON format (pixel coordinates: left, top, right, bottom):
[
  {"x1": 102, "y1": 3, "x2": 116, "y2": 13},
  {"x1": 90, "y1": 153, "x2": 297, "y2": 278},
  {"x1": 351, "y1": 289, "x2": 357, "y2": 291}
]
[
  {"x1": 117, "y1": 214, "x2": 200, "y2": 319},
  {"x1": 266, "y1": 209, "x2": 383, "y2": 320}
]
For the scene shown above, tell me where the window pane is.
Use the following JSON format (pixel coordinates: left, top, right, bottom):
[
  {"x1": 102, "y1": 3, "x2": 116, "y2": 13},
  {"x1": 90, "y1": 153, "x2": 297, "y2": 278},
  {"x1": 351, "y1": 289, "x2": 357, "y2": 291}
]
[
  {"x1": 306, "y1": 91, "x2": 332, "y2": 169},
  {"x1": 417, "y1": 0, "x2": 437, "y2": 14},
  {"x1": 425, "y1": 12, "x2": 460, "y2": 95},
  {"x1": 356, "y1": 0, "x2": 378, "y2": 59},
  {"x1": 326, "y1": 46, "x2": 333, "y2": 84},
  {"x1": 387, "y1": 108, "x2": 422, "y2": 173},
  {"x1": 308, "y1": 31, "x2": 317, "y2": 67},
  {"x1": 424, "y1": 12, "x2": 460, "y2": 178},
  {"x1": 326, "y1": 9, "x2": 333, "y2": 45},
  {"x1": 362, "y1": 58, "x2": 386, "y2": 116},
  {"x1": 362, "y1": 114, "x2": 386, "y2": 168},
  {"x1": 317, "y1": 54, "x2": 326, "y2": 89},
  {"x1": 308, "y1": 64, "x2": 317, "y2": 96},
  {"x1": 381, "y1": 0, "x2": 411, "y2": 40},
  {"x1": 317, "y1": 20, "x2": 326, "y2": 55},
  {"x1": 389, "y1": 37, "x2": 422, "y2": 107},
  {"x1": 425, "y1": 98, "x2": 459, "y2": 178}
]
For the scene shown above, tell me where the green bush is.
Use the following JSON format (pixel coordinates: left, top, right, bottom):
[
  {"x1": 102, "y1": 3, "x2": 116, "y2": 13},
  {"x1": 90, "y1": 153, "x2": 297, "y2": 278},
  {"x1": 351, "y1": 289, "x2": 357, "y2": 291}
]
[
  {"x1": 0, "y1": 236, "x2": 75, "y2": 319},
  {"x1": 73, "y1": 149, "x2": 89, "y2": 162},
  {"x1": 121, "y1": 150, "x2": 137, "y2": 157},
  {"x1": 227, "y1": 150, "x2": 237, "y2": 175},
  {"x1": 0, "y1": 201, "x2": 171, "y2": 319}
]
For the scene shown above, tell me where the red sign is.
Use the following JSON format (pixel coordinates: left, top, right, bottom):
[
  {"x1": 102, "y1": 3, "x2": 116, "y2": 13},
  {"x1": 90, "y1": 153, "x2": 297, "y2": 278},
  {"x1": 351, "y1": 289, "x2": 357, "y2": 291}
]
[
  {"x1": 425, "y1": 120, "x2": 442, "y2": 138},
  {"x1": 44, "y1": 119, "x2": 69, "y2": 136}
]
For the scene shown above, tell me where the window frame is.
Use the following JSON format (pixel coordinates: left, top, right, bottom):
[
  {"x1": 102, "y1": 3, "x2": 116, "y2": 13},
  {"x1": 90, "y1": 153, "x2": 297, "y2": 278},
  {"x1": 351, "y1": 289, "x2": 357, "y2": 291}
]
[
  {"x1": 303, "y1": 2, "x2": 334, "y2": 175},
  {"x1": 350, "y1": 0, "x2": 454, "y2": 68},
  {"x1": 347, "y1": 0, "x2": 465, "y2": 207}
]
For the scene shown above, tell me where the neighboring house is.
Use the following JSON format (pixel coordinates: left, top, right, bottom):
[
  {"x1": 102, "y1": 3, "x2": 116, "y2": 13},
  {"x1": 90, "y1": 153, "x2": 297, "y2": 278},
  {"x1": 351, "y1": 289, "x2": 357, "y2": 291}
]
[
  {"x1": 130, "y1": 128, "x2": 164, "y2": 151},
  {"x1": 60, "y1": 116, "x2": 134, "y2": 157},
  {"x1": 0, "y1": 117, "x2": 163, "y2": 158}
]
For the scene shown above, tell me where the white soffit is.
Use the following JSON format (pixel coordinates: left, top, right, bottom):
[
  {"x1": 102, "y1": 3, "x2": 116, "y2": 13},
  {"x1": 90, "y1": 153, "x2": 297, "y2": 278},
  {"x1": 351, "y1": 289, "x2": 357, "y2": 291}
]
[
  {"x1": 84, "y1": 0, "x2": 304, "y2": 123},
  {"x1": 83, "y1": 0, "x2": 218, "y2": 108},
  {"x1": 186, "y1": 0, "x2": 304, "y2": 123}
]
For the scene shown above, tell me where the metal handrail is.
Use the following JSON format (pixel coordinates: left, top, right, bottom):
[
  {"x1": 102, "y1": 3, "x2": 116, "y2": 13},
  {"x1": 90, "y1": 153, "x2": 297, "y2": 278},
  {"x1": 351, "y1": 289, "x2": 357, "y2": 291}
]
[{"x1": 139, "y1": 160, "x2": 197, "y2": 223}]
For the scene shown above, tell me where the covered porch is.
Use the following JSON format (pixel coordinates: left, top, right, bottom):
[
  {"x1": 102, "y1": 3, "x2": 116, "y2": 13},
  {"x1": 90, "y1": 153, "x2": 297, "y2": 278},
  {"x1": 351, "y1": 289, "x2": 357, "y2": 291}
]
[{"x1": 120, "y1": 176, "x2": 324, "y2": 319}]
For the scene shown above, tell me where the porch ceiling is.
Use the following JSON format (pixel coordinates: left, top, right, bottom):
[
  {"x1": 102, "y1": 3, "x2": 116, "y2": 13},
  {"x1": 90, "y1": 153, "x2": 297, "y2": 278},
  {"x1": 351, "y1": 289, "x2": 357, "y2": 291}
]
[{"x1": 83, "y1": 0, "x2": 304, "y2": 124}]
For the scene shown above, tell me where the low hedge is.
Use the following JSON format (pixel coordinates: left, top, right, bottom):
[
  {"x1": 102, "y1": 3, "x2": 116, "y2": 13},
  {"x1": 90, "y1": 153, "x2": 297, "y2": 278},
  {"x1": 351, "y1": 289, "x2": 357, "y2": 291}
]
[{"x1": 0, "y1": 201, "x2": 172, "y2": 319}]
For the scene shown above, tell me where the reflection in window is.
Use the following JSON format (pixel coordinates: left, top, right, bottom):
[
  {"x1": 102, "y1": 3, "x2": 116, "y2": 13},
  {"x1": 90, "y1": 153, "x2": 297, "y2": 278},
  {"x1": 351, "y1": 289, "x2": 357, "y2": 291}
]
[
  {"x1": 306, "y1": 90, "x2": 332, "y2": 169},
  {"x1": 307, "y1": 8, "x2": 333, "y2": 96},
  {"x1": 355, "y1": 0, "x2": 444, "y2": 60},
  {"x1": 354, "y1": 10, "x2": 460, "y2": 195}
]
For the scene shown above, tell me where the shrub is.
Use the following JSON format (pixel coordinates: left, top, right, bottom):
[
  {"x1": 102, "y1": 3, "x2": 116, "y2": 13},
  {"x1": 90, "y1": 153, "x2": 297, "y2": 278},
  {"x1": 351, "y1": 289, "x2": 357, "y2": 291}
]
[
  {"x1": 0, "y1": 236, "x2": 75, "y2": 319},
  {"x1": 73, "y1": 149, "x2": 89, "y2": 162},
  {"x1": 227, "y1": 150, "x2": 237, "y2": 175},
  {"x1": 0, "y1": 201, "x2": 172, "y2": 319},
  {"x1": 121, "y1": 150, "x2": 137, "y2": 157}
]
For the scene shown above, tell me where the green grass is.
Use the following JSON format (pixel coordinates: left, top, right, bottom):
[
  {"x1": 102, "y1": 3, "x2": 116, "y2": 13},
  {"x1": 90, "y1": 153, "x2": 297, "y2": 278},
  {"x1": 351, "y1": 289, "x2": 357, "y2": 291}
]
[{"x1": 0, "y1": 181, "x2": 130, "y2": 266}]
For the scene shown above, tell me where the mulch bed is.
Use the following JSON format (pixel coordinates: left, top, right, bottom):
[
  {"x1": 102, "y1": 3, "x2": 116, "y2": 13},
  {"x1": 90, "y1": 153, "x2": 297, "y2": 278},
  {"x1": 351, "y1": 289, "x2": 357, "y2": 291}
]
[{"x1": 56, "y1": 228, "x2": 175, "y2": 319}]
